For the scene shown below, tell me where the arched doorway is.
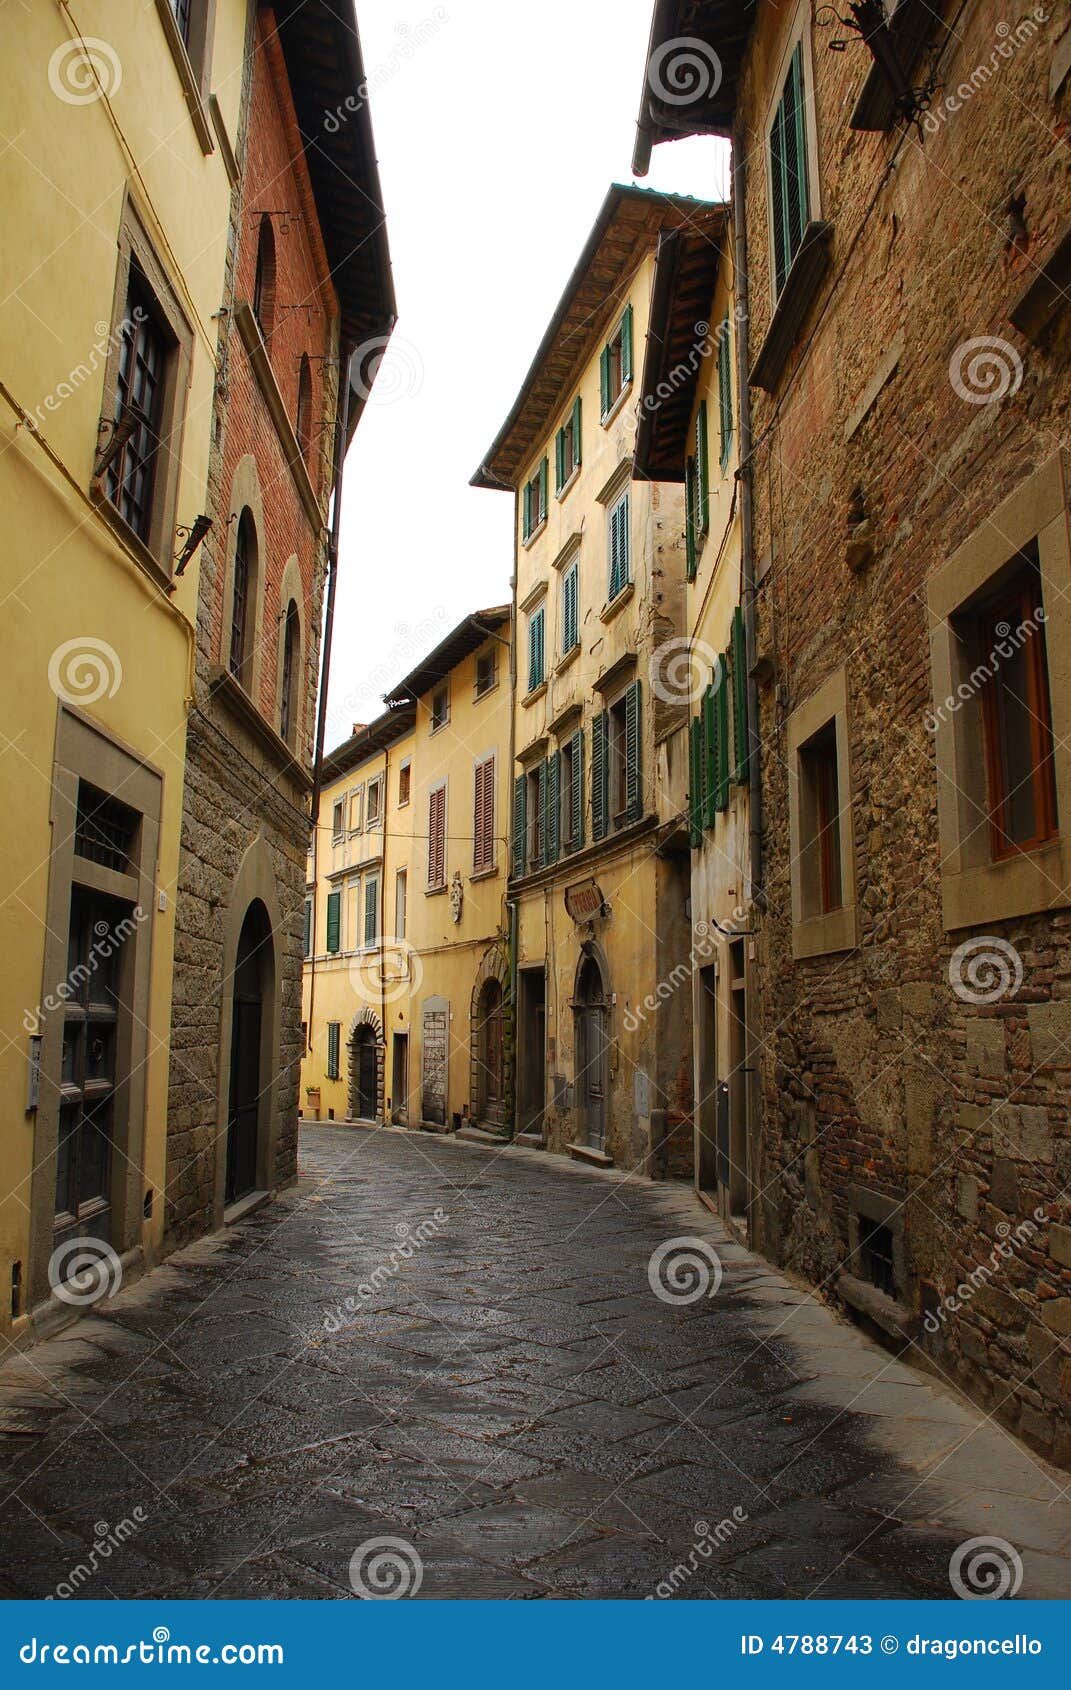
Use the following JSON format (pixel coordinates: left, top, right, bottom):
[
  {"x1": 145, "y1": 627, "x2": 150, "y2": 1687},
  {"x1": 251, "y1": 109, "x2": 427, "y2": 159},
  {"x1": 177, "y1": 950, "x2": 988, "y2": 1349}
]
[
  {"x1": 226, "y1": 900, "x2": 272, "y2": 1203},
  {"x1": 474, "y1": 977, "x2": 505, "y2": 1129},
  {"x1": 574, "y1": 952, "x2": 609, "y2": 1153},
  {"x1": 350, "y1": 1026, "x2": 379, "y2": 1120}
]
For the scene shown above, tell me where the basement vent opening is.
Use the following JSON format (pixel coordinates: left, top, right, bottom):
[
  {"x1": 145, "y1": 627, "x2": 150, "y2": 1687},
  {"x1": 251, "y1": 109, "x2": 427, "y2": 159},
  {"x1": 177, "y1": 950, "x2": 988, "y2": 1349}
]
[{"x1": 858, "y1": 1216, "x2": 897, "y2": 1299}]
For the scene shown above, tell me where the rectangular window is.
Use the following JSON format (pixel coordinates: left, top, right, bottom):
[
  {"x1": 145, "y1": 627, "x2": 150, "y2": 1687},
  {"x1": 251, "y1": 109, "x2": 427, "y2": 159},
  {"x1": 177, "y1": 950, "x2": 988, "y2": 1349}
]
[
  {"x1": 973, "y1": 560, "x2": 1056, "y2": 858},
  {"x1": 475, "y1": 650, "x2": 497, "y2": 697},
  {"x1": 171, "y1": 0, "x2": 193, "y2": 43},
  {"x1": 522, "y1": 457, "x2": 548, "y2": 541},
  {"x1": 555, "y1": 397, "x2": 582, "y2": 491},
  {"x1": 331, "y1": 800, "x2": 346, "y2": 843},
  {"x1": 561, "y1": 559, "x2": 579, "y2": 655},
  {"x1": 599, "y1": 304, "x2": 634, "y2": 419},
  {"x1": 798, "y1": 721, "x2": 843, "y2": 917},
  {"x1": 398, "y1": 761, "x2": 411, "y2": 806},
  {"x1": 769, "y1": 40, "x2": 811, "y2": 298},
  {"x1": 106, "y1": 275, "x2": 168, "y2": 544},
  {"x1": 718, "y1": 314, "x2": 734, "y2": 468},
  {"x1": 427, "y1": 782, "x2": 447, "y2": 889},
  {"x1": 526, "y1": 763, "x2": 546, "y2": 871},
  {"x1": 606, "y1": 680, "x2": 642, "y2": 827},
  {"x1": 325, "y1": 889, "x2": 341, "y2": 954},
  {"x1": 395, "y1": 869, "x2": 407, "y2": 940},
  {"x1": 348, "y1": 787, "x2": 363, "y2": 833},
  {"x1": 473, "y1": 754, "x2": 496, "y2": 874},
  {"x1": 527, "y1": 605, "x2": 546, "y2": 692},
  {"x1": 608, "y1": 491, "x2": 631, "y2": 601},
  {"x1": 363, "y1": 874, "x2": 380, "y2": 947},
  {"x1": 560, "y1": 737, "x2": 575, "y2": 852},
  {"x1": 326, "y1": 1021, "x2": 340, "y2": 1081},
  {"x1": 431, "y1": 687, "x2": 449, "y2": 732},
  {"x1": 366, "y1": 777, "x2": 383, "y2": 827}
]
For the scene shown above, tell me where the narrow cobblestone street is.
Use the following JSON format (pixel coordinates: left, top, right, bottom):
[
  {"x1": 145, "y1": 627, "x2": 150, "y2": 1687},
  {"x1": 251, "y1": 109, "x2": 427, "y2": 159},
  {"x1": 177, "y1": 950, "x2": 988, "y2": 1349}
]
[{"x1": 1, "y1": 1126, "x2": 1069, "y2": 1600}]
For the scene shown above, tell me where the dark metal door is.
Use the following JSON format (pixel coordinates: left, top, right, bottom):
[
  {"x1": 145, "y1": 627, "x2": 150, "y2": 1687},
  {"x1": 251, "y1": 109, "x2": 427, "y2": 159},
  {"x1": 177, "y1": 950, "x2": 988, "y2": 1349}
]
[
  {"x1": 226, "y1": 995, "x2": 261, "y2": 1203},
  {"x1": 54, "y1": 890, "x2": 125, "y2": 1255},
  {"x1": 357, "y1": 1038, "x2": 377, "y2": 1118}
]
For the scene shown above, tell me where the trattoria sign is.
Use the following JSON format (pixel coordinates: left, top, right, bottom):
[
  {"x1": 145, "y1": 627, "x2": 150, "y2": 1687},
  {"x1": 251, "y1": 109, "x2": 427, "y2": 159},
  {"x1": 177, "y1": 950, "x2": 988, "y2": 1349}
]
[{"x1": 565, "y1": 878, "x2": 605, "y2": 923}]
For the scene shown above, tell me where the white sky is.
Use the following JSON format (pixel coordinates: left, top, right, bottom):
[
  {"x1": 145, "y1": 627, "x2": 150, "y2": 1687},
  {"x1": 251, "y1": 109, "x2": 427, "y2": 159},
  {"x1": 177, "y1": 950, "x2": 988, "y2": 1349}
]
[{"x1": 327, "y1": 0, "x2": 729, "y2": 749}]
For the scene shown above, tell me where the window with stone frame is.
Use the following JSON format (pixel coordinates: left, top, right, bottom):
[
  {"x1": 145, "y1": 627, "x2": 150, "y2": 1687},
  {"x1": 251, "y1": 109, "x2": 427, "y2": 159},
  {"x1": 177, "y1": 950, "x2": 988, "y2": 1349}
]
[
  {"x1": 786, "y1": 668, "x2": 858, "y2": 958},
  {"x1": 798, "y1": 720, "x2": 843, "y2": 917}
]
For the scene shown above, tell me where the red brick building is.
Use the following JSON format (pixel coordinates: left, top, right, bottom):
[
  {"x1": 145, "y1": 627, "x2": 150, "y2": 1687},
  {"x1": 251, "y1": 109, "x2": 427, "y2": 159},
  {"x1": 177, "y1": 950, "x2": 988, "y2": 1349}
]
[
  {"x1": 166, "y1": 2, "x2": 394, "y2": 1239},
  {"x1": 636, "y1": 0, "x2": 1071, "y2": 1462}
]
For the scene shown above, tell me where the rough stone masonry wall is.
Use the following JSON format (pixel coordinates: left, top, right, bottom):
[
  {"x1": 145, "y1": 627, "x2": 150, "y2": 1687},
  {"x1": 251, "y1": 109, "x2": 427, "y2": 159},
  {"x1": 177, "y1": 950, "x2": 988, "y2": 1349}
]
[{"x1": 738, "y1": 0, "x2": 1071, "y2": 1463}]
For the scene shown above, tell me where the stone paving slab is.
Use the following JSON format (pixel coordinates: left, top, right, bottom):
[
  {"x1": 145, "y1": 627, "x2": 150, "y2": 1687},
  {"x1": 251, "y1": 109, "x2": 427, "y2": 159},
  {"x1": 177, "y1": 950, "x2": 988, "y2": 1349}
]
[{"x1": 0, "y1": 1122, "x2": 1068, "y2": 1600}]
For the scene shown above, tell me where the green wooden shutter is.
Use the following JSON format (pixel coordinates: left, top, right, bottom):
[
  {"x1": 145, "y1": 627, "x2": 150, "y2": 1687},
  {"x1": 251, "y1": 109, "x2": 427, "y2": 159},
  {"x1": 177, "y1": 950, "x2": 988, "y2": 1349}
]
[
  {"x1": 702, "y1": 685, "x2": 718, "y2": 828},
  {"x1": 714, "y1": 659, "x2": 730, "y2": 811},
  {"x1": 624, "y1": 679, "x2": 642, "y2": 824},
  {"x1": 528, "y1": 607, "x2": 545, "y2": 690},
  {"x1": 303, "y1": 898, "x2": 312, "y2": 957},
  {"x1": 512, "y1": 774, "x2": 526, "y2": 878},
  {"x1": 535, "y1": 759, "x2": 548, "y2": 866},
  {"x1": 696, "y1": 401, "x2": 710, "y2": 536},
  {"x1": 684, "y1": 456, "x2": 697, "y2": 581},
  {"x1": 571, "y1": 728, "x2": 584, "y2": 851},
  {"x1": 563, "y1": 562, "x2": 578, "y2": 653},
  {"x1": 327, "y1": 1021, "x2": 339, "y2": 1079},
  {"x1": 546, "y1": 750, "x2": 561, "y2": 866},
  {"x1": 539, "y1": 456, "x2": 548, "y2": 523},
  {"x1": 522, "y1": 480, "x2": 531, "y2": 543},
  {"x1": 770, "y1": 43, "x2": 809, "y2": 295},
  {"x1": 572, "y1": 395, "x2": 582, "y2": 467},
  {"x1": 555, "y1": 427, "x2": 564, "y2": 492},
  {"x1": 609, "y1": 495, "x2": 630, "y2": 600},
  {"x1": 689, "y1": 717, "x2": 703, "y2": 849},
  {"x1": 600, "y1": 344, "x2": 611, "y2": 418},
  {"x1": 731, "y1": 605, "x2": 749, "y2": 784},
  {"x1": 591, "y1": 712, "x2": 609, "y2": 841},
  {"x1": 364, "y1": 876, "x2": 377, "y2": 946},
  {"x1": 325, "y1": 889, "x2": 341, "y2": 954},
  {"x1": 718, "y1": 316, "x2": 733, "y2": 467},
  {"x1": 621, "y1": 303, "x2": 634, "y2": 383}
]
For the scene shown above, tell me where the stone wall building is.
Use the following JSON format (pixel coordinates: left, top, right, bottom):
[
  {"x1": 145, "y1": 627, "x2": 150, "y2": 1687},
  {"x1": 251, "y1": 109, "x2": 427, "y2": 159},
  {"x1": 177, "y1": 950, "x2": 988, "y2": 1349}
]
[
  {"x1": 634, "y1": 0, "x2": 1071, "y2": 1461},
  {"x1": 165, "y1": 2, "x2": 394, "y2": 1241}
]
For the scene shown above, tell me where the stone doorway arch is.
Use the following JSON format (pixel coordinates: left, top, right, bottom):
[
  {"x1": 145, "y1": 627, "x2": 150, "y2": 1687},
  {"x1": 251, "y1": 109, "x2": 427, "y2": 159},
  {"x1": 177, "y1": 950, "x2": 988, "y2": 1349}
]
[
  {"x1": 347, "y1": 1008, "x2": 384, "y2": 1122},
  {"x1": 469, "y1": 944, "x2": 511, "y2": 1134}
]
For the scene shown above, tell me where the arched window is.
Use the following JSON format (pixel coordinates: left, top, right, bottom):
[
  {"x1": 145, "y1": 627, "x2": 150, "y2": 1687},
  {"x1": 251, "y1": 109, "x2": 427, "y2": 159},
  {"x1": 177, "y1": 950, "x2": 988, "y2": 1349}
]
[
  {"x1": 252, "y1": 214, "x2": 276, "y2": 343},
  {"x1": 296, "y1": 354, "x2": 313, "y2": 461},
  {"x1": 229, "y1": 509, "x2": 257, "y2": 686},
  {"x1": 279, "y1": 599, "x2": 301, "y2": 746}
]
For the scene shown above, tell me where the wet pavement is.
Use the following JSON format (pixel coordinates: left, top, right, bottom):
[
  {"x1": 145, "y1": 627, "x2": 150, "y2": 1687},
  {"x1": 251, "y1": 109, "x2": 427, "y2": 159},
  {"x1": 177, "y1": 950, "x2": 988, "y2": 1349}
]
[{"x1": 0, "y1": 1123, "x2": 1069, "y2": 1600}]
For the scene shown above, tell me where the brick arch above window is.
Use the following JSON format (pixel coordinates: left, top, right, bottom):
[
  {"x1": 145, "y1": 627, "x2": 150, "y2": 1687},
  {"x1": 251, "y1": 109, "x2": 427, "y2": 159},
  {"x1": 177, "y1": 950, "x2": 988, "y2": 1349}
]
[
  {"x1": 253, "y1": 213, "x2": 277, "y2": 344},
  {"x1": 220, "y1": 454, "x2": 267, "y2": 702}
]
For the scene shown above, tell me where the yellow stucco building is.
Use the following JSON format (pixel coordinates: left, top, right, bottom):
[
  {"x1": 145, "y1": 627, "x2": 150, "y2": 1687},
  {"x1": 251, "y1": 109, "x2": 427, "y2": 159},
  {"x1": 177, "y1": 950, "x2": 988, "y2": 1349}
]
[
  {"x1": 473, "y1": 186, "x2": 722, "y2": 1177},
  {"x1": 0, "y1": 2, "x2": 245, "y2": 1336},
  {"x1": 302, "y1": 609, "x2": 513, "y2": 1135},
  {"x1": 633, "y1": 214, "x2": 756, "y2": 1224}
]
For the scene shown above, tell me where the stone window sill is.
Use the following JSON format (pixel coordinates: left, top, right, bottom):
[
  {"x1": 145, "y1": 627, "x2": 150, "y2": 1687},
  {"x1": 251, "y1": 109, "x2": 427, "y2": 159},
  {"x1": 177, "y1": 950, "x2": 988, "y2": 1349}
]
[
  {"x1": 751, "y1": 221, "x2": 833, "y2": 393},
  {"x1": 792, "y1": 903, "x2": 858, "y2": 961},
  {"x1": 522, "y1": 518, "x2": 547, "y2": 550},
  {"x1": 556, "y1": 466, "x2": 580, "y2": 502},
  {"x1": 600, "y1": 382, "x2": 633, "y2": 429},
  {"x1": 599, "y1": 581, "x2": 634, "y2": 625},
  {"x1": 556, "y1": 644, "x2": 581, "y2": 675},
  {"x1": 522, "y1": 680, "x2": 548, "y2": 707}
]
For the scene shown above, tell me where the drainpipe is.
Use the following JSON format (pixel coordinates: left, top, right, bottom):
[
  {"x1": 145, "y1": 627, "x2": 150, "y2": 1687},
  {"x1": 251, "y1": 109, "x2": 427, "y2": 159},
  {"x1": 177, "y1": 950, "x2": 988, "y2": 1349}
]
[
  {"x1": 307, "y1": 347, "x2": 354, "y2": 1062},
  {"x1": 732, "y1": 148, "x2": 762, "y2": 906},
  {"x1": 380, "y1": 739, "x2": 390, "y2": 1122},
  {"x1": 506, "y1": 542, "x2": 519, "y2": 1139}
]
